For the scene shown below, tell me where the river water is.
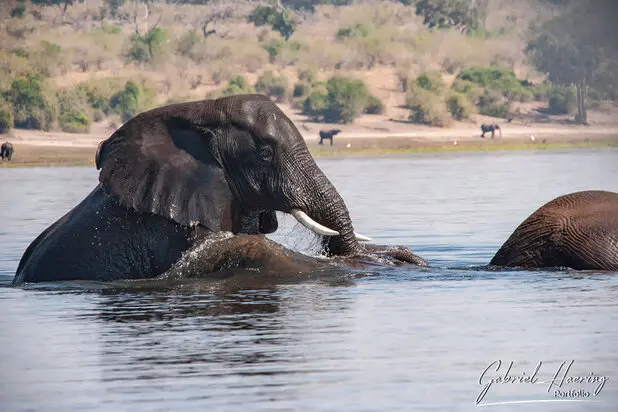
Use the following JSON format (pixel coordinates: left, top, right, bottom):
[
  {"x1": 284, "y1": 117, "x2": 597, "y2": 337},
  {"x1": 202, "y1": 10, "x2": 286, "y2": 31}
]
[{"x1": 1, "y1": 148, "x2": 617, "y2": 411}]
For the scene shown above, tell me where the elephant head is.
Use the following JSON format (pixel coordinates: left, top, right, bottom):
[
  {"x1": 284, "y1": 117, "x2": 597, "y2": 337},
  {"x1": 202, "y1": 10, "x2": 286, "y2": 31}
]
[{"x1": 95, "y1": 94, "x2": 367, "y2": 256}]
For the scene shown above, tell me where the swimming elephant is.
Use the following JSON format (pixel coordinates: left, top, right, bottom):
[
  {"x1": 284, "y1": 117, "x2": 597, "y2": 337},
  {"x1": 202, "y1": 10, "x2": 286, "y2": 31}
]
[
  {"x1": 480, "y1": 124, "x2": 501, "y2": 139},
  {"x1": 1, "y1": 141, "x2": 13, "y2": 161},
  {"x1": 490, "y1": 190, "x2": 618, "y2": 271},
  {"x1": 13, "y1": 94, "x2": 426, "y2": 283},
  {"x1": 163, "y1": 232, "x2": 427, "y2": 281},
  {"x1": 318, "y1": 129, "x2": 341, "y2": 146}
]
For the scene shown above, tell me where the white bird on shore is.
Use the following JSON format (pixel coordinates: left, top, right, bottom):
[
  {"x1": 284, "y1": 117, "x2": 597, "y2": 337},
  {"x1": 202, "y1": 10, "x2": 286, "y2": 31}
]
[{"x1": 529, "y1": 134, "x2": 535, "y2": 143}]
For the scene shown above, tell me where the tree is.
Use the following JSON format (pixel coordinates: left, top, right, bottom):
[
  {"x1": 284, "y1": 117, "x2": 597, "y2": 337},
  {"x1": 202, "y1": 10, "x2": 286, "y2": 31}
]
[
  {"x1": 281, "y1": 0, "x2": 353, "y2": 12},
  {"x1": 405, "y1": 0, "x2": 488, "y2": 33},
  {"x1": 105, "y1": 0, "x2": 126, "y2": 18},
  {"x1": 526, "y1": 0, "x2": 618, "y2": 124},
  {"x1": 30, "y1": 0, "x2": 85, "y2": 24},
  {"x1": 248, "y1": 3, "x2": 297, "y2": 41}
]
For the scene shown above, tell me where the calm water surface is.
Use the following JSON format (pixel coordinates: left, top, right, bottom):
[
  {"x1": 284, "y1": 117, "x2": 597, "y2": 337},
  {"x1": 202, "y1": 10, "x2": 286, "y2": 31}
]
[{"x1": 1, "y1": 148, "x2": 618, "y2": 411}]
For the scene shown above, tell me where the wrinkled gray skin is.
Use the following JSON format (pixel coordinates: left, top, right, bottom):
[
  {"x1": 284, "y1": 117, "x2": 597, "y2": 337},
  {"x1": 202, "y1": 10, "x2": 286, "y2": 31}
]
[
  {"x1": 490, "y1": 190, "x2": 618, "y2": 270},
  {"x1": 14, "y1": 94, "x2": 426, "y2": 283}
]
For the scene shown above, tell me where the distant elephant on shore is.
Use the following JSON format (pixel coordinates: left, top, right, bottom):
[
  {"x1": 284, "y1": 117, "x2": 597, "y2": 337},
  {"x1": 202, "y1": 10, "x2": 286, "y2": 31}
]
[
  {"x1": 319, "y1": 129, "x2": 341, "y2": 146},
  {"x1": 1, "y1": 141, "x2": 13, "y2": 161},
  {"x1": 13, "y1": 95, "x2": 426, "y2": 284},
  {"x1": 480, "y1": 124, "x2": 501, "y2": 139},
  {"x1": 490, "y1": 190, "x2": 618, "y2": 271}
]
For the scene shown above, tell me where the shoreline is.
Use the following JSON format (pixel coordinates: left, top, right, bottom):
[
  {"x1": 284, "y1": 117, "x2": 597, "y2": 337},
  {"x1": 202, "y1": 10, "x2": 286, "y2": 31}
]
[{"x1": 1, "y1": 128, "x2": 617, "y2": 168}]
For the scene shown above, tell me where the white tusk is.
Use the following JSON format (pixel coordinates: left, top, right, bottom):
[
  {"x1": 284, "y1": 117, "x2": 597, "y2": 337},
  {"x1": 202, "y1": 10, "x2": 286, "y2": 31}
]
[
  {"x1": 354, "y1": 232, "x2": 372, "y2": 242},
  {"x1": 290, "y1": 209, "x2": 340, "y2": 237}
]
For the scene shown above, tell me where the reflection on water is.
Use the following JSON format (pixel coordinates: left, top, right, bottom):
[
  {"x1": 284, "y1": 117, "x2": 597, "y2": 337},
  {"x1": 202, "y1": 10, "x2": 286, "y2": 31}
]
[{"x1": 1, "y1": 149, "x2": 618, "y2": 411}]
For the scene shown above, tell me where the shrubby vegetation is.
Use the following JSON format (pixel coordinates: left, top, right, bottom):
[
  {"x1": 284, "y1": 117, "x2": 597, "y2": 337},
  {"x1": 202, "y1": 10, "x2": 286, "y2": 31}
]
[
  {"x1": 0, "y1": 102, "x2": 13, "y2": 134},
  {"x1": 255, "y1": 71, "x2": 289, "y2": 102},
  {"x1": 0, "y1": 0, "x2": 615, "y2": 131},
  {"x1": 57, "y1": 85, "x2": 92, "y2": 132},
  {"x1": 110, "y1": 80, "x2": 157, "y2": 122},
  {"x1": 4, "y1": 74, "x2": 56, "y2": 131},
  {"x1": 59, "y1": 110, "x2": 90, "y2": 133},
  {"x1": 547, "y1": 85, "x2": 577, "y2": 115},
  {"x1": 301, "y1": 76, "x2": 383, "y2": 124},
  {"x1": 221, "y1": 76, "x2": 256, "y2": 97}
]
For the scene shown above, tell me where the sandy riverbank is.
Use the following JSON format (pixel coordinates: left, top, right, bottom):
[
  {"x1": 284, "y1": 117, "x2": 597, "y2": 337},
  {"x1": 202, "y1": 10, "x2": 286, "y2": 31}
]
[{"x1": 1, "y1": 121, "x2": 617, "y2": 168}]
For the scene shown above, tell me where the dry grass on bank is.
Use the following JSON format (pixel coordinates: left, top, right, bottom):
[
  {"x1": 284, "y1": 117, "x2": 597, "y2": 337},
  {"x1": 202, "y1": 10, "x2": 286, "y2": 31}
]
[{"x1": 3, "y1": 132, "x2": 617, "y2": 169}]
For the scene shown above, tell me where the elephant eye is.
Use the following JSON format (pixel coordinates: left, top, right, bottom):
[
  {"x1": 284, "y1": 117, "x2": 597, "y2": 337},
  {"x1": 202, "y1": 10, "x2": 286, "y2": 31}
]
[{"x1": 258, "y1": 145, "x2": 274, "y2": 163}]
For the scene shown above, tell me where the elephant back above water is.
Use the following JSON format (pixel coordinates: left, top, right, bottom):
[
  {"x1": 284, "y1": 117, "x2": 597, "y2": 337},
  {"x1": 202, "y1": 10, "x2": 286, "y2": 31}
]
[{"x1": 490, "y1": 190, "x2": 618, "y2": 271}]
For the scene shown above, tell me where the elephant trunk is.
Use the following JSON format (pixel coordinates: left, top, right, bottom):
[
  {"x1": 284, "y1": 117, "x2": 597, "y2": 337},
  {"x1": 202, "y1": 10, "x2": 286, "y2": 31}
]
[{"x1": 284, "y1": 150, "x2": 361, "y2": 257}]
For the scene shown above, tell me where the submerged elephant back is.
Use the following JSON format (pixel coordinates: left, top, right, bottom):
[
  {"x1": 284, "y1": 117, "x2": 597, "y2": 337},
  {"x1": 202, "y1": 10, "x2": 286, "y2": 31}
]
[{"x1": 490, "y1": 190, "x2": 618, "y2": 270}]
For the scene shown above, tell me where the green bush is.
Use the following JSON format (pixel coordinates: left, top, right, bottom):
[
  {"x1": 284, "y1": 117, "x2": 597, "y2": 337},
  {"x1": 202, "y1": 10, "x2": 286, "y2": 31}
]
[
  {"x1": 478, "y1": 89, "x2": 511, "y2": 118},
  {"x1": 11, "y1": 1, "x2": 26, "y2": 18},
  {"x1": 222, "y1": 75, "x2": 256, "y2": 97},
  {"x1": 406, "y1": 86, "x2": 453, "y2": 127},
  {"x1": 302, "y1": 76, "x2": 374, "y2": 123},
  {"x1": 458, "y1": 67, "x2": 512, "y2": 88},
  {"x1": 323, "y1": 76, "x2": 370, "y2": 123},
  {"x1": 451, "y1": 79, "x2": 484, "y2": 103},
  {"x1": 110, "y1": 80, "x2": 156, "y2": 122},
  {"x1": 76, "y1": 78, "x2": 125, "y2": 116},
  {"x1": 302, "y1": 83, "x2": 329, "y2": 120},
  {"x1": 509, "y1": 86, "x2": 534, "y2": 102},
  {"x1": 57, "y1": 86, "x2": 92, "y2": 118},
  {"x1": 0, "y1": 102, "x2": 13, "y2": 133},
  {"x1": 298, "y1": 68, "x2": 318, "y2": 85},
  {"x1": 364, "y1": 95, "x2": 384, "y2": 115},
  {"x1": 255, "y1": 71, "x2": 289, "y2": 101},
  {"x1": 335, "y1": 23, "x2": 370, "y2": 41},
  {"x1": 248, "y1": 6, "x2": 297, "y2": 41},
  {"x1": 126, "y1": 27, "x2": 167, "y2": 65},
  {"x1": 59, "y1": 110, "x2": 91, "y2": 133},
  {"x1": 262, "y1": 39, "x2": 285, "y2": 63},
  {"x1": 447, "y1": 92, "x2": 475, "y2": 120},
  {"x1": 416, "y1": 72, "x2": 445, "y2": 93},
  {"x1": 547, "y1": 85, "x2": 577, "y2": 115},
  {"x1": 9, "y1": 48, "x2": 28, "y2": 58},
  {"x1": 531, "y1": 83, "x2": 552, "y2": 101},
  {"x1": 456, "y1": 67, "x2": 533, "y2": 103},
  {"x1": 56, "y1": 86, "x2": 94, "y2": 133},
  {"x1": 293, "y1": 81, "x2": 311, "y2": 98},
  {"x1": 6, "y1": 74, "x2": 56, "y2": 130}
]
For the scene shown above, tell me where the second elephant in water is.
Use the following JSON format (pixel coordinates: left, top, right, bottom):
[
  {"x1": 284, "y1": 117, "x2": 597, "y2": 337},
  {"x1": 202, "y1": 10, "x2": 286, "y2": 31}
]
[
  {"x1": 164, "y1": 232, "x2": 427, "y2": 282},
  {"x1": 14, "y1": 94, "x2": 425, "y2": 283},
  {"x1": 490, "y1": 190, "x2": 618, "y2": 271}
]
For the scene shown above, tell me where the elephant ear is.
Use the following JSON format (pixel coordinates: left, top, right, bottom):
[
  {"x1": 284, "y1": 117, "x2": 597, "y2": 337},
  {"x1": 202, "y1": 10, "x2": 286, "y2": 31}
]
[{"x1": 95, "y1": 107, "x2": 233, "y2": 231}]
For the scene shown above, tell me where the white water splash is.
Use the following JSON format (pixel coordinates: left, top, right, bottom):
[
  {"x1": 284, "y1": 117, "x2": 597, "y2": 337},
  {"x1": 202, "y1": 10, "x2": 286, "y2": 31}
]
[{"x1": 267, "y1": 212, "x2": 328, "y2": 258}]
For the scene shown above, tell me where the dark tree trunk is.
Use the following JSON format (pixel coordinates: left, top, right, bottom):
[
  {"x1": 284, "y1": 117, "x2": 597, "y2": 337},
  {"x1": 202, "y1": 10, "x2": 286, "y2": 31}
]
[
  {"x1": 575, "y1": 80, "x2": 588, "y2": 125},
  {"x1": 60, "y1": 1, "x2": 69, "y2": 25}
]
